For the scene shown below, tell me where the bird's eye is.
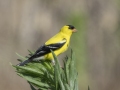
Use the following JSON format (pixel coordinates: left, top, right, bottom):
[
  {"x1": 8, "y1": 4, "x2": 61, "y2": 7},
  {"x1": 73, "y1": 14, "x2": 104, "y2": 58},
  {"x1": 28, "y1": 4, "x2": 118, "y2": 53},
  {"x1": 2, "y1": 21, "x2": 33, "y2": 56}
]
[{"x1": 67, "y1": 25, "x2": 75, "y2": 30}]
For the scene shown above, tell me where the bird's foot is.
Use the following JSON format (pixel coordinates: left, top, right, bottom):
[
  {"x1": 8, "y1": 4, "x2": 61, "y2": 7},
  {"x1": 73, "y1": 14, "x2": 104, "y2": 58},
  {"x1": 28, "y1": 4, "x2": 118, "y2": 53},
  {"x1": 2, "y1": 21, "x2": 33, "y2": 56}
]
[{"x1": 51, "y1": 60, "x2": 55, "y2": 65}]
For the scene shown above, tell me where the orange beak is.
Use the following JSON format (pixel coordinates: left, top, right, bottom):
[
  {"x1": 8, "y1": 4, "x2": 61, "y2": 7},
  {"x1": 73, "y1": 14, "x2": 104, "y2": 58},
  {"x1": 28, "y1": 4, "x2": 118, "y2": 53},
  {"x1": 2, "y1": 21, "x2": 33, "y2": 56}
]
[{"x1": 72, "y1": 29, "x2": 77, "y2": 32}]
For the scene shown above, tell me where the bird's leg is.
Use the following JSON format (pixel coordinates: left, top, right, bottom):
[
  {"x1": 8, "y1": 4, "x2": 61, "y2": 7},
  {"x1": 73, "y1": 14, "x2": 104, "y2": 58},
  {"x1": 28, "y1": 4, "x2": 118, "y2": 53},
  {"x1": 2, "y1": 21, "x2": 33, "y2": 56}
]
[
  {"x1": 51, "y1": 59, "x2": 55, "y2": 65},
  {"x1": 51, "y1": 59, "x2": 64, "y2": 69}
]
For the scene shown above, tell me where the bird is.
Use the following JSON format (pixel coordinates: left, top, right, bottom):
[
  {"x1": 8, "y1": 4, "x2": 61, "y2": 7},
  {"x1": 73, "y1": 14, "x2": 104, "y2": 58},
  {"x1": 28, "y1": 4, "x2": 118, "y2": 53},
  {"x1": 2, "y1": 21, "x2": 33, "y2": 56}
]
[{"x1": 18, "y1": 25, "x2": 77, "y2": 66}]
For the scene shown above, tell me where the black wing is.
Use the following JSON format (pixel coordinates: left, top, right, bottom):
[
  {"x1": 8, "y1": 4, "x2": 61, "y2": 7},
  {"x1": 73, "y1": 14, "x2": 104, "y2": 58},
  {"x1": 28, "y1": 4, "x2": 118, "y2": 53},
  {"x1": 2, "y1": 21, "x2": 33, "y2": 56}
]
[{"x1": 29, "y1": 39, "x2": 66, "y2": 59}]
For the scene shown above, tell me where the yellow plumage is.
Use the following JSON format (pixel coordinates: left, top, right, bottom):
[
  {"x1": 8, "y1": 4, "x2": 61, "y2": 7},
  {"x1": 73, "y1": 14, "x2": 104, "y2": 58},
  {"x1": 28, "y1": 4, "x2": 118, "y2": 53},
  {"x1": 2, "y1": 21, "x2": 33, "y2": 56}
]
[
  {"x1": 45, "y1": 26, "x2": 73, "y2": 60},
  {"x1": 18, "y1": 25, "x2": 76, "y2": 66}
]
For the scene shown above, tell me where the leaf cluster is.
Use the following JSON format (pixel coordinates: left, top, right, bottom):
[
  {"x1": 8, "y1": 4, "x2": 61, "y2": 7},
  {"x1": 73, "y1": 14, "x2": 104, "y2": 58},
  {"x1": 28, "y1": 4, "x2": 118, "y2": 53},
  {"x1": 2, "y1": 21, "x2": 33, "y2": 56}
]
[{"x1": 13, "y1": 50, "x2": 80, "y2": 90}]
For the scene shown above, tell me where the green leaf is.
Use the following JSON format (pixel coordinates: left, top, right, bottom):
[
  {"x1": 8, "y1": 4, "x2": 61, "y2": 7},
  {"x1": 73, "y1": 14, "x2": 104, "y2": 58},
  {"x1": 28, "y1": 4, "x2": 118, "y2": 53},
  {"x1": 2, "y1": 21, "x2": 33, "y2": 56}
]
[
  {"x1": 64, "y1": 84, "x2": 70, "y2": 90},
  {"x1": 51, "y1": 50, "x2": 66, "y2": 90},
  {"x1": 69, "y1": 50, "x2": 76, "y2": 89},
  {"x1": 51, "y1": 50, "x2": 61, "y2": 72},
  {"x1": 13, "y1": 65, "x2": 44, "y2": 75},
  {"x1": 18, "y1": 73, "x2": 50, "y2": 89},
  {"x1": 58, "y1": 77, "x2": 65, "y2": 90},
  {"x1": 64, "y1": 57, "x2": 71, "y2": 83},
  {"x1": 51, "y1": 50, "x2": 61, "y2": 90}
]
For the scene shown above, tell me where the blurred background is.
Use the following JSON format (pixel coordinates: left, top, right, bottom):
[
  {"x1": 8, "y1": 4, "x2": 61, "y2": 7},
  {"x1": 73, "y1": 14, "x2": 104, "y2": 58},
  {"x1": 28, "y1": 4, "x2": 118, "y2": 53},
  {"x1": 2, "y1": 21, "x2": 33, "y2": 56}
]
[{"x1": 0, "y1": 0, "x2": 120, "y2": 90}]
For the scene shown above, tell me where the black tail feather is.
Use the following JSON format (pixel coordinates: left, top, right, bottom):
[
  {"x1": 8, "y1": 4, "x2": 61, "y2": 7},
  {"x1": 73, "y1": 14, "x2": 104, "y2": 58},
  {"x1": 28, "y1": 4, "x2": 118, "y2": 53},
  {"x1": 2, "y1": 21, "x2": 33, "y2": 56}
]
[{"x1": 17, "y1": 59, "x2": 31, "y2": 66}]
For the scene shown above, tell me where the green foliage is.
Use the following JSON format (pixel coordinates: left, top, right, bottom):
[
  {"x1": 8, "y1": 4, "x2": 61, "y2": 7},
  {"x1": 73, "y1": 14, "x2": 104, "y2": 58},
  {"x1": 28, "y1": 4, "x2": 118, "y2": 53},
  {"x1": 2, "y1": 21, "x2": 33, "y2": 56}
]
[{"x1": 13, "y1": 50, "x2": 79, "y2": 90}]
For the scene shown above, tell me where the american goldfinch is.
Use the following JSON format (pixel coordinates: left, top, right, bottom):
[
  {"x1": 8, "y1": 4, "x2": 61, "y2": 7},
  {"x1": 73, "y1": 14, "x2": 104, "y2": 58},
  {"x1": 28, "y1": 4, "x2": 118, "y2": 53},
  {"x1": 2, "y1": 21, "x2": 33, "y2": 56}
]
[{"x1": 18, "y1": 25, "x2": 77, "y2": 66}]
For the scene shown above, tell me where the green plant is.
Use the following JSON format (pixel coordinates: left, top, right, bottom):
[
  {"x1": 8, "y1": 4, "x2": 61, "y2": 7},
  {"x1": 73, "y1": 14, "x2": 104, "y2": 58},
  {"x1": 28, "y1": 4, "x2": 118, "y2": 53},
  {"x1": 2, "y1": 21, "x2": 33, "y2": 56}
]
[{"x1": 12, "y1": 50, "x2": 89, "y2": 90}]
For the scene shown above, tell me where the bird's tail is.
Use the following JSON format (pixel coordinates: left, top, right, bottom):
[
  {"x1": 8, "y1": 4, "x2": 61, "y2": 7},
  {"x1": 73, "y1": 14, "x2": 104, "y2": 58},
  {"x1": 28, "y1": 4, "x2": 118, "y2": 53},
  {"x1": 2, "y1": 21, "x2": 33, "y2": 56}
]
[{"x1": 17, "y1": 59, "x2": 31, "y2": 66}]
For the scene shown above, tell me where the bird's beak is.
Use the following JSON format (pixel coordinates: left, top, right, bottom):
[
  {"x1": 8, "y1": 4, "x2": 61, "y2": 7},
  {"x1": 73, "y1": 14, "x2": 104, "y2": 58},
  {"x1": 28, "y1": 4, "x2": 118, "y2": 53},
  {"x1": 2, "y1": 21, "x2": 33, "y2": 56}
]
[{"x1": 72, "y1": 29, "x2": 77, "y2": 32}]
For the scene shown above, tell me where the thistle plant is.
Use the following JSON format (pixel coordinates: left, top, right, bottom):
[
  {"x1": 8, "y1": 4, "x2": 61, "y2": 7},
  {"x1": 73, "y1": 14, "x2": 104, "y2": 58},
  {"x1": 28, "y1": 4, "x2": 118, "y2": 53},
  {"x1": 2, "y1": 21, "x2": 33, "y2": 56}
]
[{"x1": 13, "y1": 50, "x2": 80, "y2": 90}]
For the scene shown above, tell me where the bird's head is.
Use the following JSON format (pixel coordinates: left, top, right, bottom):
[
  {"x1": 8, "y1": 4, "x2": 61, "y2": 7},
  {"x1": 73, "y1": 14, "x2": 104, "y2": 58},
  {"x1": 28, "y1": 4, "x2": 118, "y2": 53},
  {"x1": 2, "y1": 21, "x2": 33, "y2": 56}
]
[{"x1": 60, "y1": 25, "x2": 77, "y2": 35}]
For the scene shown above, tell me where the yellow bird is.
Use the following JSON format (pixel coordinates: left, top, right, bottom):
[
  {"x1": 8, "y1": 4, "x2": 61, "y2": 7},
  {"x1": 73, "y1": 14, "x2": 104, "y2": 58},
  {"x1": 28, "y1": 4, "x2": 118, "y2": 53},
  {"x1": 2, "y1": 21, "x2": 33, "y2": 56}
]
[{"x1": 18, "y1": 25, "x2": 77, "y2": 66}]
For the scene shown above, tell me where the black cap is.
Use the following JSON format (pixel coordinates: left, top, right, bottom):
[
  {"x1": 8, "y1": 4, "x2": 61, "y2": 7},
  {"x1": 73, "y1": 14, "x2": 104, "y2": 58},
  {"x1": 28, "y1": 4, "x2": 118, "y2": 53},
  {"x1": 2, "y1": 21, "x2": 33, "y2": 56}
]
[{"x1": 67, "y1": 25, "x2": 75, "y2": 29}]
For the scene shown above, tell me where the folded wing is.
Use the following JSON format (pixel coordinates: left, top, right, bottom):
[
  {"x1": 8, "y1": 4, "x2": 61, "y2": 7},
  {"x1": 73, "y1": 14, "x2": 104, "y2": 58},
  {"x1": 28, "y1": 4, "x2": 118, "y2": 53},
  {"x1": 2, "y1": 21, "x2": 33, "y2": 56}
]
[{"x1": 29, "y1": 38, "x2": 66, "y2": 59}]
